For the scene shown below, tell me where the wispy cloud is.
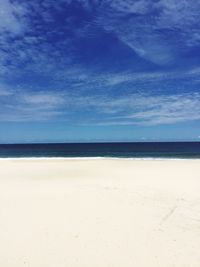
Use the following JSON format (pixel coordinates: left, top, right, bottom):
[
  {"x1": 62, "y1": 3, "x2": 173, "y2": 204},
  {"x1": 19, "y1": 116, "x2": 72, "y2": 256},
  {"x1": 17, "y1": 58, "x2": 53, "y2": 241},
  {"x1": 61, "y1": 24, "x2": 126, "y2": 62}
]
[
  {"x1": 92, "y1": 93, "x2": 200, "y2": 126},
  {"x1": 0, "y1": 90, "x2": 66, "y2": 122},
  {"x1": 93, "y1": 0, "x2": 200, "y2": 65},
  {"x1": 0, "y1": 83, "x2": 13, "y2": 96},
  {"x1": 104, "y1": 71, "x2": 176, "y2": 86},
  {"x1": 0, "y1": 0, "x2": 26, "y2": 34},
  {"x1": 22, "y1": 92, "x2": 65, "y2": 107},
  {"x1": 0, "y1": 87, "x2": 200, "y2": 126}
]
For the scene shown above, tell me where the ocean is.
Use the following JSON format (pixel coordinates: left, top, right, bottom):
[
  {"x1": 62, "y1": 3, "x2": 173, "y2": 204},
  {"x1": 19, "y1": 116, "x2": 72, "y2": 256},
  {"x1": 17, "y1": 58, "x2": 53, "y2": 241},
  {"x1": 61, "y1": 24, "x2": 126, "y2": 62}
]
[{"x1": 0, "y1": 142, "x2": 200, "y2": 159}]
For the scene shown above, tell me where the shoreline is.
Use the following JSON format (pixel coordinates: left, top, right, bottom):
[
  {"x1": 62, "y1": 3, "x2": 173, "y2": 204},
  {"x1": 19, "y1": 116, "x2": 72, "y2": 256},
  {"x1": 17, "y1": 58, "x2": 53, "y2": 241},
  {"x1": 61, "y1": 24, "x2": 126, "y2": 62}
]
[{"x1": 0, "y1": 156, "x2": 200, "y2": 161}]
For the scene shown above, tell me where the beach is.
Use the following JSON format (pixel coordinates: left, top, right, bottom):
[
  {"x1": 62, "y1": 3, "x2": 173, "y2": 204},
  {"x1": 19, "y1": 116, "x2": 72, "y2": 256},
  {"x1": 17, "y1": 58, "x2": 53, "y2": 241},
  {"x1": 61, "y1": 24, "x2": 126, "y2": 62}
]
[{"x1": 0, "y1": 159, "x2": 200, "y2": 267}]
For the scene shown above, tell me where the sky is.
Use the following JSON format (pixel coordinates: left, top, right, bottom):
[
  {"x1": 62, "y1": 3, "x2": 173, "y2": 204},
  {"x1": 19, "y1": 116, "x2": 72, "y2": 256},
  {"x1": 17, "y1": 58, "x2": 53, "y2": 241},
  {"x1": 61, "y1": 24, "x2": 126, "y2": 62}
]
[{"x1": 0, "y1": 0, "x2": 200, "y2": 143}]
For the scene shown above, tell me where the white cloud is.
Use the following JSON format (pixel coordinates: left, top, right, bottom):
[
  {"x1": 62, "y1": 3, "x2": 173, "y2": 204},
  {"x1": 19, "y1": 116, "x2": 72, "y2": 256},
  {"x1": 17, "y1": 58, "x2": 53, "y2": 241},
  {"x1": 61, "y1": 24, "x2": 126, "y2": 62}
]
[
  {"x1": 95, "y1": 93, "x2": 200, "y2": 126},
  {"x1": 0, "y1": 0, "x2": 26, "y2": 34},
  {"x1": 0, "y1": 83, "x2": 13, "y2": 96},
  {"x1": 105, "y1": 71, "x2": 176, "y2": 86},
  {"x1": 95, "y1": 1, "x2": 172, "y2": 65},
  {"x1": 0, "y1": 89, "x2": 200, "y2": 125},
  {"x1": 156, "y1": 0, "x2": 199, "y2": 30},
  {"x1": 0, "y1": 109, "x2": 63, "y2": 122},
  {"x1": 0, "y1": 90, "x2": 67, "y2": 122},
  {"x1": 0, "y1": 90, "x2": 67, "y2": 121},
  {"x1": 22, "y1": 92, "x2": 65, "y2": 107},
  {"x1": 94, "y1": 0, "x2": 200, "y2": 64},
  {"x1": 100, "y1": 0, "x2": 154, "y2": 15}
]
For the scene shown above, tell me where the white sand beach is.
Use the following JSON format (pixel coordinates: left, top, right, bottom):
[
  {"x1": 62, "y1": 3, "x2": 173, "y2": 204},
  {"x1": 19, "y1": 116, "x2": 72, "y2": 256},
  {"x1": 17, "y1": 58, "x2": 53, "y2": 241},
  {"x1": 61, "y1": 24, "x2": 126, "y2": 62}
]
[{"x1": 0, "y1": 159, "x2": 200, "y2": 267}]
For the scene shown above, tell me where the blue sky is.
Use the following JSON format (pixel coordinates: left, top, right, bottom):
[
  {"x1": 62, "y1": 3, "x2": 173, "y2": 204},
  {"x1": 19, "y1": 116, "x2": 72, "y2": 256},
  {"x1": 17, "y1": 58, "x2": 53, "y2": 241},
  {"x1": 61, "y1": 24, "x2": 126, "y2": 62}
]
[{"x1": 0, "y1": 0, "x2": 200, "y2": 143}]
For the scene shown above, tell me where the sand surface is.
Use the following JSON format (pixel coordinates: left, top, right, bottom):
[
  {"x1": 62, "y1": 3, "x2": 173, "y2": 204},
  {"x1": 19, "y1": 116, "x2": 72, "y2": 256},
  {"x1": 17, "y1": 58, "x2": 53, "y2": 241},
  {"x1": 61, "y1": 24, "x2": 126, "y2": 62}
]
[{"x1": 0, "y1": 159, "x2": 200, "y2": 267}]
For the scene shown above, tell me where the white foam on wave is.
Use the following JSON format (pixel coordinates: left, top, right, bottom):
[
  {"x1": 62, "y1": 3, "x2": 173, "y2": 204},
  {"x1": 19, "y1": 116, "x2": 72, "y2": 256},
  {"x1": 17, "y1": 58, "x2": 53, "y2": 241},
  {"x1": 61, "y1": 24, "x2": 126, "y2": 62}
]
[
  {"x1": 0, "y1": 157, "x2": 104, "y2": 161},
  {"x1": 0, "y1": 157, "x2": 199, "y2": 161}
]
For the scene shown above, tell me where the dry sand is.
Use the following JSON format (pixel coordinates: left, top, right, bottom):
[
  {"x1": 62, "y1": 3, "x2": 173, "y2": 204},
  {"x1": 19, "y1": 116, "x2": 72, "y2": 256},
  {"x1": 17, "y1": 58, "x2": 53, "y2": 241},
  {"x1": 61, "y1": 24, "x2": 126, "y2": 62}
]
[{"x1": 0, "y1": 159, "x2": 200, "y2": 267}]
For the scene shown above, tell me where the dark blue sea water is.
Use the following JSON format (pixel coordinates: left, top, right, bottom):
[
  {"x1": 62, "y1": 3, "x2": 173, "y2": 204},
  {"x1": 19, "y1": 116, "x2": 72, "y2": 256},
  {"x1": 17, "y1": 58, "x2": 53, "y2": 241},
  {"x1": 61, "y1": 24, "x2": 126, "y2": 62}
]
[{"x1": 0, "y1": 142, "x2": 200, "y2": 159}]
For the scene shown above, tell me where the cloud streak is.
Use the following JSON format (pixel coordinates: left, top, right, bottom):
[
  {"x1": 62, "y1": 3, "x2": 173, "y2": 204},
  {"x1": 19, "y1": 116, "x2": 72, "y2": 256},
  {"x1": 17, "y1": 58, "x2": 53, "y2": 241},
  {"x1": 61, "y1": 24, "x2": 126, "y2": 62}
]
[
  {"x1": 0, "y1": 0, "x2": 26, "y2": 34},
  {"x1": 0, "y1": 88, "x2": 200, "y2": 126},
  {"x1": 93, "y1": 0, "x2": 200, "y2": 65}
]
